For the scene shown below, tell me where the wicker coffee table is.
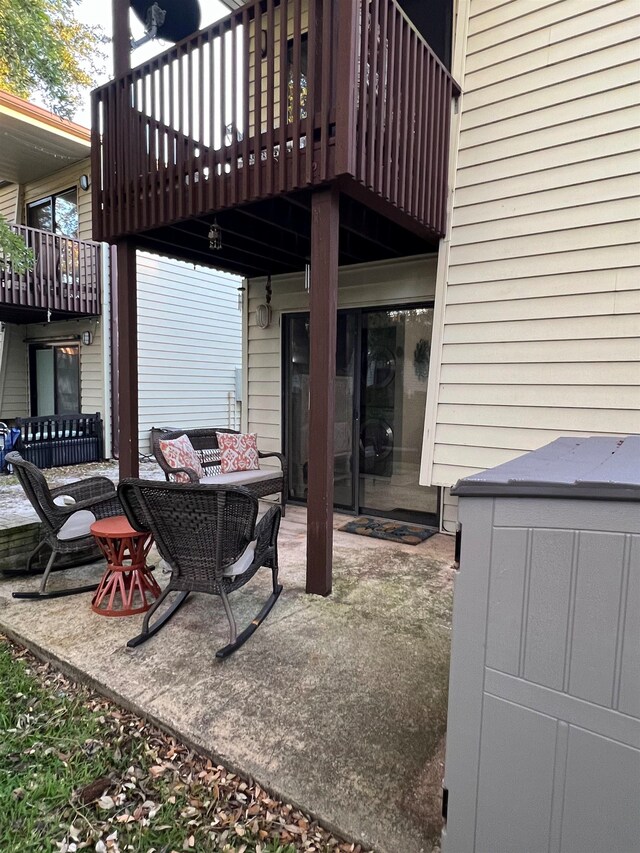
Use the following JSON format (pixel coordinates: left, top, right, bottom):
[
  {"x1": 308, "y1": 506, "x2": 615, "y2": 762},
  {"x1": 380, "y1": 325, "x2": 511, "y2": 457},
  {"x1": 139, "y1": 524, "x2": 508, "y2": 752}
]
[{"x1": 90, "y1": 515, "x2": 161, "y2": 616}]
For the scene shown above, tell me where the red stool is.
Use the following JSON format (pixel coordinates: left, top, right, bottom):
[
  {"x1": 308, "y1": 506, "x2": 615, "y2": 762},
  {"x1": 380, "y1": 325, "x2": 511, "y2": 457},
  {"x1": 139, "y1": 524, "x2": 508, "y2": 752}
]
[{"x1": 90, "y1": 515, "x2": 161, "y2": 616}]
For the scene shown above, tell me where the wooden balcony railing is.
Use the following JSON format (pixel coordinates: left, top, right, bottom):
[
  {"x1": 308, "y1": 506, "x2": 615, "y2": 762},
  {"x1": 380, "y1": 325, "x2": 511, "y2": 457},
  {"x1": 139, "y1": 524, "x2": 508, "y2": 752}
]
[
  {"x1": 92, "y1": 0, "x2": 455, "y2": 243},
  {"x1": 0, "y1": 225, "x2": 102, "y2": 317}
]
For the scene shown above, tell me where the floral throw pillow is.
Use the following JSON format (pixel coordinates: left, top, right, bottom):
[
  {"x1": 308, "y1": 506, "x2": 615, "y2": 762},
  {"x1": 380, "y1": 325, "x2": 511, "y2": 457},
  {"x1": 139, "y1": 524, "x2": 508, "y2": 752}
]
[
  {"x1": 159, "y1": 434, "x2": 204, "y2": 483},
  {"x1": 216, "y1": 432, "x2": 260, "y2": 474}
]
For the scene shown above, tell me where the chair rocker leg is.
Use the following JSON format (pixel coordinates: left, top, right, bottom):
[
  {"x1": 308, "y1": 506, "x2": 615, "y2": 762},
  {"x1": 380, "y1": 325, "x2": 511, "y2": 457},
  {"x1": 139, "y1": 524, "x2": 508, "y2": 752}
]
[
  {"x1": 127, "y1": 589, "x2": 190, "y2": 648},
  {"x1": 12, "y1": 549, "x2": 100, "y2": 600},
  {"x1": 215, "y1": 578, "x2": 283, "y2": 660}
]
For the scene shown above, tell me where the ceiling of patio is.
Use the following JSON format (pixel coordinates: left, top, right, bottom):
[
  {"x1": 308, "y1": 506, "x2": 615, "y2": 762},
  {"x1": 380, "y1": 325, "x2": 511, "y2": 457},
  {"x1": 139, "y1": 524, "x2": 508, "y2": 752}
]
[{"x1": 132, "y1": 188, "x2": 440, "y2": 279}]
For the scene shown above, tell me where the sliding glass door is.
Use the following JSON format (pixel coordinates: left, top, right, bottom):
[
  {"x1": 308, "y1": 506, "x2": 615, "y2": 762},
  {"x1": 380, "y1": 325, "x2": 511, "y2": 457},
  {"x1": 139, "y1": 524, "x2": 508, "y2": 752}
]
[{"x1": 284, "y1": 304, "x2": 437, "y2": 524}]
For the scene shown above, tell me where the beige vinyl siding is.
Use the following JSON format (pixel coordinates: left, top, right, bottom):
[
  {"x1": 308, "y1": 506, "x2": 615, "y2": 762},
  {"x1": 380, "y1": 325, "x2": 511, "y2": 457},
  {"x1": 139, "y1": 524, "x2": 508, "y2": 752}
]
[
  {"x1": 0, "y1": 324, "x2": 29, "y2": 419},
  {"x1": 246, "y1": 255, "x2": 438, "y2": 459},
  {"x1": 22, "y1": 157, "x2": 92, "y2": 238},
  {"x1": 425, "y1": 0, "x2": 640, "y2": 489},
  {"x1": 0, "y1": 184, "x2": 19, "y2": 221}
]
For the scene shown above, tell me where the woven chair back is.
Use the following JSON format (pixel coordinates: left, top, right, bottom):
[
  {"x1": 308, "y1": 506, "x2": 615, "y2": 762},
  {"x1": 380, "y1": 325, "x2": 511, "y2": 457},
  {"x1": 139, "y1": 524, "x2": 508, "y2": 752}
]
[
  {"x1": 5, "y1": 451, "x2": 60, "y2": 532},
  {"x1": 118, "y1": 480, "x2": 258, "y2": 583}
]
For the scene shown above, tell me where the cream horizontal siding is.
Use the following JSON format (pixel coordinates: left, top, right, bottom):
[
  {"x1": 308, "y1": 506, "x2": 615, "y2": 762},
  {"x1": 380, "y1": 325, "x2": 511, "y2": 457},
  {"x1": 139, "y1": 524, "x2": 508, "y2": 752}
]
[
  {"x1": 424, "y1": 0, "x2": 640, "y2": 491},
  {"x1": 246, "y1": 255, "x2": 438, "y2": 460},
  {"x1": 0, "y1": 184, "x2": 19, "y2": 221},
  {"x1": 136, "y1": 252, "x2": 242, "y2": 453},
  {"x1": 0, "y1": 324, "x2": 29, "y2": 419}
]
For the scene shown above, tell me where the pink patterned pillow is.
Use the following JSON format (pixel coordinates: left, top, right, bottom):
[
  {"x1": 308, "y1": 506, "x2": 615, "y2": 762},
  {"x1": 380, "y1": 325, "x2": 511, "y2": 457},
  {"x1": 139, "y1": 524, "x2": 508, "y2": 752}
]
[
  {"x1": 216, "y1": 432, "x2": 260, "y2": 473},
  {"x1": 159, "y1": 434, "x2": 204, "y2": 483}
]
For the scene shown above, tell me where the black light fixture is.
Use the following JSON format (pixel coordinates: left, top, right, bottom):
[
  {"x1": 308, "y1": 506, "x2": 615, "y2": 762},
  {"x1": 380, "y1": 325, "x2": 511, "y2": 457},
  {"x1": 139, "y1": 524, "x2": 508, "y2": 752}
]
[
  {"x1": 208, "y1": 219, "x2": 222, "y2": 250},
  {"x1": 79, "y1": 174, "x2": 90, "y2": 191}
]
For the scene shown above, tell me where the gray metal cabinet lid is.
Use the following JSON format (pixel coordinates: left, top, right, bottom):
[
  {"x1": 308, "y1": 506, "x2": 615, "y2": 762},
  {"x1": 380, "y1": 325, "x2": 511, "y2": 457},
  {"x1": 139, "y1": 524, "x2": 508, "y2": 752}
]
[{"x1": 451, "y1": 436, "x2": 640, "y2": 500}]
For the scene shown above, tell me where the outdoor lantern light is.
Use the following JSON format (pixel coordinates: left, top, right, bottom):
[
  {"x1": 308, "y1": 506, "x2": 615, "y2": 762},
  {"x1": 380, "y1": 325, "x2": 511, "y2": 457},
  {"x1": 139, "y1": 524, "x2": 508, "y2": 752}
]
[
  {"x1": 79, "y1": 174, "x2": 90, "y2": 191},
  {"x1": 208, "y1": 219, "x2": 222, "y2": 250},
  {"x1": 82, "y1": 331, "x2": 93, "y2": 346}
]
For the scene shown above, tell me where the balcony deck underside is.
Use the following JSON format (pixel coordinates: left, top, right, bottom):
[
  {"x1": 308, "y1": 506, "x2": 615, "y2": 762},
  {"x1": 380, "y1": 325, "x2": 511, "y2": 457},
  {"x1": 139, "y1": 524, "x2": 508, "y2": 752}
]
[
  {"x1": 0, "y1": 304, "x2": 98, "y2": 325},
  {"x1": 125, "y1": 184, "x2": 438, "y2": 278}
]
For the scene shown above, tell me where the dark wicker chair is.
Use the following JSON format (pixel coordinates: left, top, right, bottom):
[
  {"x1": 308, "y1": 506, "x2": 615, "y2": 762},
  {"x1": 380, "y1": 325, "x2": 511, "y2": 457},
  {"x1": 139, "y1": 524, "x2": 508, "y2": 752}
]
[
  {"x1": 6, "y1": 451, "x2": 122, "y2": 599},
  {"x1": 153, "y1": 428, "x2": 287, "y2": 516},
  {"x1": 118, "y1": 479, "x2": 282, "y2": 659}
]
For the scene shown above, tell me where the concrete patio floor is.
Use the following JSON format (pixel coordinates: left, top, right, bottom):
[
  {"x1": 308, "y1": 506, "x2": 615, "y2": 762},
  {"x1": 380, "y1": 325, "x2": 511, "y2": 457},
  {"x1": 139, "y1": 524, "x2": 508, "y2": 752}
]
[{"x1": 0, "y1": 502, "x2": 454, "y2": 853}]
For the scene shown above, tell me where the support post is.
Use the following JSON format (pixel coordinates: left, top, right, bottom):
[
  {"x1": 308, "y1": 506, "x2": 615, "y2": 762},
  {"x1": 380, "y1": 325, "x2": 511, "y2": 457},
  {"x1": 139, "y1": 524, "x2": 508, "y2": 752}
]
[
  {"x1": 306, "y1": 188, "x2": 339, "y2": 596},
  {"x1": 115, "y1": 239, "x2": 139, "y2": 479},
  {"x1": 112, "y1": 0, "x2": 131, "y2": 77}
]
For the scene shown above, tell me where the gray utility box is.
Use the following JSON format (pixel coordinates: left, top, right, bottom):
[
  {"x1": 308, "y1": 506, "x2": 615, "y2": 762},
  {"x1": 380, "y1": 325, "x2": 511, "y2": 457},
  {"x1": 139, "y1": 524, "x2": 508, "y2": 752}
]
[{"x1": 442, "y1": 436, "x2": 640, "y2": 853}]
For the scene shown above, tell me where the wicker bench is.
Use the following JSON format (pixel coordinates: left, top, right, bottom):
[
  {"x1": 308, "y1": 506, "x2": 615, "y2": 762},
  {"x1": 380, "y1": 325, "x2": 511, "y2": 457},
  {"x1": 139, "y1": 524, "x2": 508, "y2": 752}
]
[{"x1": 153, "y1": 428, "x2": 287, "y2": 515}]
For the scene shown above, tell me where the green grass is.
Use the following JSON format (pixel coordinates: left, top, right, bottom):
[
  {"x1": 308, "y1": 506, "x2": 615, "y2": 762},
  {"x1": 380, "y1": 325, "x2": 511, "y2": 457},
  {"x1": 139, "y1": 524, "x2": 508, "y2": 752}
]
[{"x1": 0, "y1": 640, "x2": 344, "y2": 853}]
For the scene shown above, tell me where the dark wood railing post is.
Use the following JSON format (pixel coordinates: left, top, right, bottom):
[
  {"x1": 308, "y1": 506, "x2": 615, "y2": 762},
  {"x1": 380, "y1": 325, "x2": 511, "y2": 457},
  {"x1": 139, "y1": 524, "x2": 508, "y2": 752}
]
[
  {"x1": 112, "y1": 0, "x2": 130, "y2": 77},
  {"x1": 334, "y1": 0, "x2": 359, "y2": 176},
  {"x1": 114, "y1": 239, "x2": 139, "y2": 478},
  {"x1": 306, "y1": 187, "x2": 340, "y2": 596}
]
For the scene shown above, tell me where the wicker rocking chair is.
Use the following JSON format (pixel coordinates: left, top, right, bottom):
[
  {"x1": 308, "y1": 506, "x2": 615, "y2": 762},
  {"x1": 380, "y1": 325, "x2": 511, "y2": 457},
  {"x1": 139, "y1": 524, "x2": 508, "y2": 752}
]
[
  {"x1": 6, "y1": 451, "x2": 122, "y2": 599},
  {"x1": 118, "y1": 479, "x2": 282, "y2": 659}
]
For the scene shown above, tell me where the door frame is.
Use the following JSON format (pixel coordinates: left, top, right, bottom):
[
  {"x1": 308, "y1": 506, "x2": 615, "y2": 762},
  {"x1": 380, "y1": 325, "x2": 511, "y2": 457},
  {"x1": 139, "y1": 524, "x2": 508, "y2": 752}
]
[
  {"x1": 29, "y1": 340, "x2": 81, "y2": 416},
  {"x1": 282, "y1": 301, "x2": 439, "y2": 524}
]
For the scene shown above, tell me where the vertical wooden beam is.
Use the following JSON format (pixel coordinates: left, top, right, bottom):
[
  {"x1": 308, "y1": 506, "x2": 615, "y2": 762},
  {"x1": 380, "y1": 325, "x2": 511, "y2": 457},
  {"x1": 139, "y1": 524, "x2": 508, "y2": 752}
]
[
  {"x1": 115, "y1": 239, "x2": 139, "y2": 479},
  {"x1": 306, "y1": 187, "x2": 339, "y2": 596},
  {"x1": 112, "y1": 0, "x2": 130, "y2": 77}
]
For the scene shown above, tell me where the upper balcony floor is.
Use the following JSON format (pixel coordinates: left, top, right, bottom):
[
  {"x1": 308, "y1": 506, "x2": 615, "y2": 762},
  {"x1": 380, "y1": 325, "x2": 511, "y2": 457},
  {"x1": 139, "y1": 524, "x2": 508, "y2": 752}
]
[
  {"x1": 92, "y1": 0, "x2": 458, "y2": 276},
  {"x1": 0, "y1": 224, "x2": 102, "y2": 324}
]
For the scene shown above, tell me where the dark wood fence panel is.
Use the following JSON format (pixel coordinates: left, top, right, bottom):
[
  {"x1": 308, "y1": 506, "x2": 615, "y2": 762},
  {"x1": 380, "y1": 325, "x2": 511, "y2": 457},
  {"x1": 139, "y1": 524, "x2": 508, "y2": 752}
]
[{"x1": 0, "y1": 225, "x2": 101, "y2": 317}]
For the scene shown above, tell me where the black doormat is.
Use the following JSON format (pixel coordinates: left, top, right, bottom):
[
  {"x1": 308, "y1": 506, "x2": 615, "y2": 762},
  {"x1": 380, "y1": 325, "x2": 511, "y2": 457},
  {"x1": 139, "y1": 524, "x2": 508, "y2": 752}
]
[{"x1": 339, "y1": 516, "x2": 438, "y2": 545}]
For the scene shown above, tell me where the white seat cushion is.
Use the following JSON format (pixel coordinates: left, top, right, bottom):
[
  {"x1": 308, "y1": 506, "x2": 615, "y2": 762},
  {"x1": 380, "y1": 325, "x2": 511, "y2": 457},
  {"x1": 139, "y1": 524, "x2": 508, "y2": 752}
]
[
  {"x1": 58, "y1": 509, "x2": 97, "y2": 540},
  {"x1": 200, "y1": 468, "x2": 281, "y2": 486},
  {"x1": 224, "y1": 541, "x2": 256, "y2": 577}
]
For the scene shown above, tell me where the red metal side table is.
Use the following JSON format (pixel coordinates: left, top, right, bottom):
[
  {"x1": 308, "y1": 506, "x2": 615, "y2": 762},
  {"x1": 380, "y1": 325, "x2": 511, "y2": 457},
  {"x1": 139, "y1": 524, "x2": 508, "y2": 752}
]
[{"x1": 90, "y1": 515, "x2": 161, "y2": 616}]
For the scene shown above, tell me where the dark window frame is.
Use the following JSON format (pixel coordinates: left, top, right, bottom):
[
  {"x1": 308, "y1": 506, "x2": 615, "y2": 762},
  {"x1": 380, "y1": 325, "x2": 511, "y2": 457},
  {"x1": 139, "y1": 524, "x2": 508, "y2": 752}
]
[
  {"x1": 26, "y1": 186, "x2": 79, "y2": 237},
  {"x1": 29, "y1": 340, "x2": 81, "y2": 417}
]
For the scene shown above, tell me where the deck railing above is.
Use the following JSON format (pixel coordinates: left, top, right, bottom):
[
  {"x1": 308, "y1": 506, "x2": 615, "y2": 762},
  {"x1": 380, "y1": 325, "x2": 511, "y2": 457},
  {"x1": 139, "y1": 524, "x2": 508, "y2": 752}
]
[
  {"x1": 92, "y1": 0, "x2": 455, "y2": 243},
  {"x1": 0, "y1": 225, "x2": 102, "y2": 318}
]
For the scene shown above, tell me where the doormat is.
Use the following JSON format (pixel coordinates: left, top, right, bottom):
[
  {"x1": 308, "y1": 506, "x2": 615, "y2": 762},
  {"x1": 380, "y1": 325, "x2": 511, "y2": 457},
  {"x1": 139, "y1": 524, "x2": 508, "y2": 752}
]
[{"x1": 339, "y1": 516, "x2": 438, "y2": 545}]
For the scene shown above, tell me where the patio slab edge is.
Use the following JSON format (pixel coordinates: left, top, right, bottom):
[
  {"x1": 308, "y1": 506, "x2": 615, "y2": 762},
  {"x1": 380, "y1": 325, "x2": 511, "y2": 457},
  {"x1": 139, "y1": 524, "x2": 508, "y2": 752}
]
[{"x1": 0, "y1": 619, "x2": 372, "y2": 852}]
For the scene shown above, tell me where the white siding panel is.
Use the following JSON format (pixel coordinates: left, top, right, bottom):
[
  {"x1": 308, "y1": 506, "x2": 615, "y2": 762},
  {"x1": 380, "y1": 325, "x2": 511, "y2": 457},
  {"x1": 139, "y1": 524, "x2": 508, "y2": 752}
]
[
  {"x1": 424, "y1": 0, "x2": 640, "y2": 500},
  {"x1": 136, "y1": 252, "x2": 242, "y2": 452}
]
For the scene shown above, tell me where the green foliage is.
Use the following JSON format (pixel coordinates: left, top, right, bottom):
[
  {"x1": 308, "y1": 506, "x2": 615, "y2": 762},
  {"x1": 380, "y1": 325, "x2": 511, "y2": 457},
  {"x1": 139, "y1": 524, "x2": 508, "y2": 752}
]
[
  {"x1": 0, "y1": 216, "x2": 34, "y2": 273},
  {"x1": 0, "y1": 0, "x2": 106, "y2": 119}
]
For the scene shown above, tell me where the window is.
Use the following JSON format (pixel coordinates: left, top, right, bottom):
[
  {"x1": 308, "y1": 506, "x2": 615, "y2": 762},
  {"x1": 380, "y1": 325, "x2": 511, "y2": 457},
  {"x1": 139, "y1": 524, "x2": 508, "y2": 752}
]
[
  {"x1": 286, "y1": 33, "x2": 308, "y2": 123},
  {"x1": 27, "y1": 188, "x2": 79, "y2": 237}
]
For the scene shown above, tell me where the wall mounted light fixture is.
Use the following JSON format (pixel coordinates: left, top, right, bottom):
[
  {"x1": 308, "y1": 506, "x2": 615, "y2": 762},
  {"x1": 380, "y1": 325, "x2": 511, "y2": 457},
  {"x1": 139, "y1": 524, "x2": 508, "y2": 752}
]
[
  {"x1": 208, "y1": 219, "x2": 222, "y2": 250},
  {"x1": 79, "y1": 174, "x2": 90, "y2": 191},
  {"x1": 82, "y1": 330, "x2": 93, "y2": 345}
]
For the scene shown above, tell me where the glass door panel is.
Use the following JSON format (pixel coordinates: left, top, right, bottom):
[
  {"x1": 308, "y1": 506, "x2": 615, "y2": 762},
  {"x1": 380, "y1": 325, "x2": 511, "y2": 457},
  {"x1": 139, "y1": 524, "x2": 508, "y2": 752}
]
[
  {"x1": 35, "y1": 349, "x2": 55, "y2": 416},
  {"x1": 359, "y1": 308, "x2": 436, "y2": 521},
  {"x1": 284, "y1": 306, "x2": 436, "y2": 523},
  {"x1": 55, "y1": 345, "x2": 80, "y2": 413},
  {"x1": 285, "y1": 314, "x2": 357, "y2": 509}
]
